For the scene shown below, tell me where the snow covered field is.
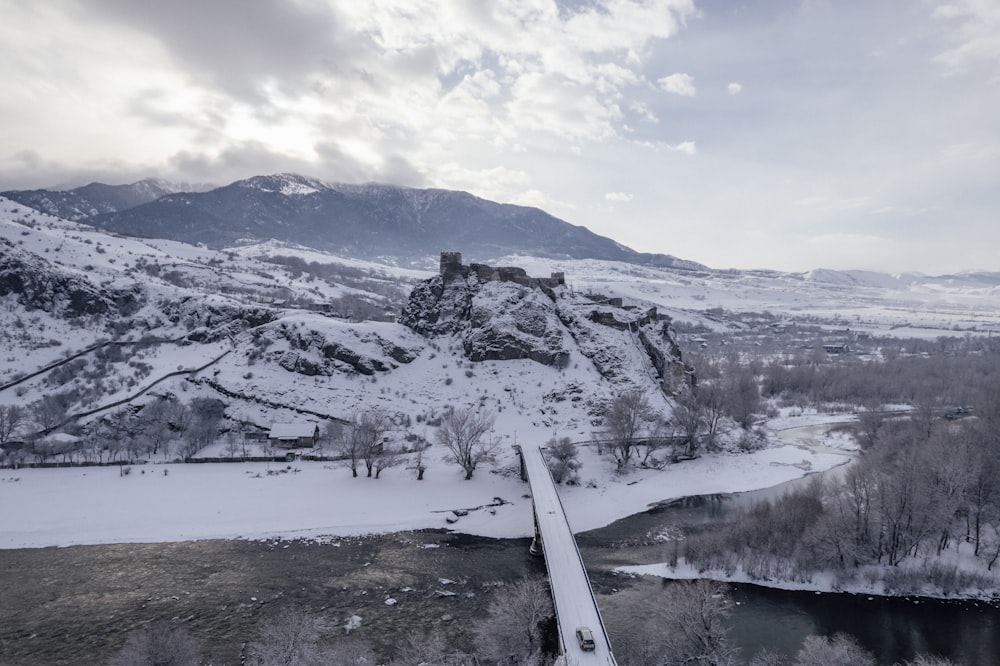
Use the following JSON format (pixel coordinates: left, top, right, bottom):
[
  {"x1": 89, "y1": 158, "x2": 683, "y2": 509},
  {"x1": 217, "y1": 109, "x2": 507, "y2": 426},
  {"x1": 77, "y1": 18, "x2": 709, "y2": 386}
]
[{"x1": 0, "y1": 430, "x2": 849, "y2": 550}]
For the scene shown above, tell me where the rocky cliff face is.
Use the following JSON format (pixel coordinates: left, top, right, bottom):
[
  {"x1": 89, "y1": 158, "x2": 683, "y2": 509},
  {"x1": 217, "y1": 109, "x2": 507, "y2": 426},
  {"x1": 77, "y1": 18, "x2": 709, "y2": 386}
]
[
  {"x1": 0, "y1": 240, "x2": 143, "y2": 318},
  {"x1": 400, "y1": 261, "x2": 689, "y2": 395},
  {"x1": 265, "y1": 319, "x2": 421, "y2": 377}
]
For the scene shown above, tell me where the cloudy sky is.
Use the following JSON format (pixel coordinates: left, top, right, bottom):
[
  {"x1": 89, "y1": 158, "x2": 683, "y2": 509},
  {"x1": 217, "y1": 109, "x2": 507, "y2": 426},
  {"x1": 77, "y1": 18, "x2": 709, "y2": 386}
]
[{"x1": 1, "y1": 0, "x2": 998, "y2": 274}]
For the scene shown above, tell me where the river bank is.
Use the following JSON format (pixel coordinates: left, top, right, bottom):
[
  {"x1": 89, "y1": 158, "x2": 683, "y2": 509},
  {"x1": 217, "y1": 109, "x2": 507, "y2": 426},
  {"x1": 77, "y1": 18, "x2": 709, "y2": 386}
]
[{"x1": 0, "y1": 531, "x2": 542, "y2": 665}]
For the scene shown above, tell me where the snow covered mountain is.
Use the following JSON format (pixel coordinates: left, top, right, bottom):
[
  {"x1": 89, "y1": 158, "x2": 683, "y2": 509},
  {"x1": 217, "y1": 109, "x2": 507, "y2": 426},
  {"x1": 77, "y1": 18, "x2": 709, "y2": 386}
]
[
  {"x1": 1, "y1": 178, "x2": 196, "y2": 221},
  {"x1": 4, "y1": 173, "x2": 704, "y2": 270}
]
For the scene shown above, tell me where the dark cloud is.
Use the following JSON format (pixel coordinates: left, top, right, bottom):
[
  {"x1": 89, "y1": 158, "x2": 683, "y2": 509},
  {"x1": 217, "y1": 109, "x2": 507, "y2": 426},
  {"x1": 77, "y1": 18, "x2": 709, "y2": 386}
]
[
  {"x1": 165, "y1": 140, "x2": 427, "y2": 189},
  {"x1": 83, "y1": 0, "x2": 374, "y2": 102}
]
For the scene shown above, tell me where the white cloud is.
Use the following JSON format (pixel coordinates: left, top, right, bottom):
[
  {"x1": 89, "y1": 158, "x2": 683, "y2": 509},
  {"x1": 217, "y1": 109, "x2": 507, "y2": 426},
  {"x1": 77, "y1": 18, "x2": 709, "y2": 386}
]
[
  {"x1": 510, "y1": 188, "x2": 577, "y2": 212},
  {"x1": 933, "y1": 0, "x2": 1000, "y2": 69},
  {"x1": 727, "y1": 82, "x2": 743, "y2": 95},
  {"x1": 431, "y1": 163, "x2": 531, "y2": 201},
  {"x1": 657, "y1": 72, "x2": 697, "y2": 96},
  {"x1": 0, "y1": 0, "x2": 699, "y2": 189},
  {"x1": 605, "y1": 191, "x2": 633, "y2": 202},
  {"x1": 673, "y1": 141, "x2": 697, "y2": 155},
  {"x1": 627, "y1": 100, "x2": 659, "y2": 124}
]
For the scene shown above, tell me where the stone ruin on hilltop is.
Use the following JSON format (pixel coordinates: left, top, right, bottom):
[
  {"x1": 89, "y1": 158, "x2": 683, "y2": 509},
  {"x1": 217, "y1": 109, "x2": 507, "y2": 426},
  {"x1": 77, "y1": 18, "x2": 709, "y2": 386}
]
[{"x1": 438, "y1": 251, "x2": 565, "y2": 291}]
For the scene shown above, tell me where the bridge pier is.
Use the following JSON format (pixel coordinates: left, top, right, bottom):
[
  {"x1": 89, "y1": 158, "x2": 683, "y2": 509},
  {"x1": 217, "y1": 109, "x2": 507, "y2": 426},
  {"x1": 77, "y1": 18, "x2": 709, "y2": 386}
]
[
  {"x1": 529, "y1": 511, "x2": 543, "y2": 557},
  {"x1": 516, "y1": 444, "x2": 543, "y2": 556}
]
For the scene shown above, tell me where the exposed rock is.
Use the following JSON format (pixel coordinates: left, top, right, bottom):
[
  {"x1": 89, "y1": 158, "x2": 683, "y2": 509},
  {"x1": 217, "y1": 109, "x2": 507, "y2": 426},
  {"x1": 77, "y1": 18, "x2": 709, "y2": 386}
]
[
  {"x1": 0, "y1": 241, "x2": 144, "y2": 318},
  {"x1": 264, "y1": 319, "x2": 421, "y2": 377},
  {"x1": 401, "y1": 254, "x2": 688, "y2": 391},
  {"x1": 463, "y1": 282, "x2": 568, "y2": 365}
]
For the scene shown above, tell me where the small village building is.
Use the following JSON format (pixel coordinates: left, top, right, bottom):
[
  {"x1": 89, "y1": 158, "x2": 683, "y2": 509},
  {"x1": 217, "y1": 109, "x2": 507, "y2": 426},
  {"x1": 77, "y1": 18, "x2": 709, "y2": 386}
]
[{"x1": 267, "y1": 423, "x2": 320, "y2": 449}]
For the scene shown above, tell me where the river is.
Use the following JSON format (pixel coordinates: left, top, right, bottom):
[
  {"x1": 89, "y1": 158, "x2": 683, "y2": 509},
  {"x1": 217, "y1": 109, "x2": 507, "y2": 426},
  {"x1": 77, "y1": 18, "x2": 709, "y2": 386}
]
[{"x1": 581, "y1": 422, "x2": 1000, "y2": 665}]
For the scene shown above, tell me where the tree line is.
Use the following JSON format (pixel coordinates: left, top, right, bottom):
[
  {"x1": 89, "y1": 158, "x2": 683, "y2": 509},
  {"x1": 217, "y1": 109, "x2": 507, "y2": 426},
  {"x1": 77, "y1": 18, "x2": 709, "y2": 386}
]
[
  {"x1": 677, "y1": 406, "x2": 1000, "y2": 596},
  {"x1": 600, "y1": 354, "x2": 765, "y2": 473},
  {"x1": 0, "y1": 395, "x2": 227, "y2": 466}
]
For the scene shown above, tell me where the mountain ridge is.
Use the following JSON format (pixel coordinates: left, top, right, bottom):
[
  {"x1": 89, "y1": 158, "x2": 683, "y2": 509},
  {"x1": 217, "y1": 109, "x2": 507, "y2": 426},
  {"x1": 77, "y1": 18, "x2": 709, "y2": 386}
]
[
  {"x1": 3, "y1": 173, "x2": 704, "y2": 271},
  {"x1": 4, "y1": 174, "x2": 997, "y2": 283}
]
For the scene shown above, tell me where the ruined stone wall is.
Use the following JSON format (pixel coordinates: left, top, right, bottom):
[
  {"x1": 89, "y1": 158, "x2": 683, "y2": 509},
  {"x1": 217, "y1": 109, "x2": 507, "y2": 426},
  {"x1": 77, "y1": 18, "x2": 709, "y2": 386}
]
[{"x1": 440, "y1": 252, "x2": 565, "y2": 290}]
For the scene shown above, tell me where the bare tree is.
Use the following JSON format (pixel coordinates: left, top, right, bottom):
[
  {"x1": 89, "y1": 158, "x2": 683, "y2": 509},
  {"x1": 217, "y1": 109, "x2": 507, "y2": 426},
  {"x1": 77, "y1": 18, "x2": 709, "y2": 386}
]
[
  {"x1": 111, "y1": 621, "x2": 199, "y2": 666},
  {"x1": 723, "y1": 360, "x2": 761, "y2": 430},
  {"x1": 391, "y1": 630, "x2": 471, "y2": 666},
  {"x1": 339, "y1": 409, "x2": 390, "y2": 478},
  {"x1": 793, "y1": 633, "x2": 875, "y2": 666},
  {"x1": 901, "y1": 656, "x2": 960, "y2": 666},
  {"x1": 373, "y1": 447, "x2": 403, "y2": 479},
  {"x1": 0, "y1": 404, "x2": 25, "y2": 449},
  {"x1": 544, "y1": 436, "x2": 580, "y2": 484},
  {"x1": 672, "y1": 387, "x2": 705, "y2": 457},
  {"x1": 472, "y1": 576, "x2": 553, "y2": 665},
  {"x1": 31, "y1": 393, "x2": 69, "y2": 433},
  {"x1": 247, "y1": 607, "x2": 375, "y2": 666},
  {"x1": 749, "y1": 649, "x2": 789, "y2": 666},
  {"x1": 855, "y1": 402, "x2": 885, "y2": 450},
  {"x1": 602, "y1": 391, "x2": 651, "y2": 471},
  {"x1": 224, "y1": 431, "x2": 240, "y2": 458},
  {"x1": 246, "y1": 607, "x2": 322, "y2": 666},
  {"x1": 657, "y1": 580, "x2": 740, "y2": 666},
  {"x1": 178, "y1": 398, "x2": 225, "y2": 459},
  {"x1": 685, "y1": 356, "x2": 730, "y2": 451},
  {"x1": 436, "y1": 407, "x2": 497, "y2": 480},
  {"x1": 697, "y1": 381, "x2": 729, "y2": 452},
  {"x1": 410, "y1": 447, "x2": 428, "y2": 480},
  {"x1": 136, "y1": 398, "x2": 180, "y2": 459},
  {"x1": 99, "y1": 409, "x2": 135, "y2": 463},
  {"x1": 965, "y1": 430, "x2": 1000, "y2": 556},
  {"x1": 322, "y1": 637, "x2": 378, "y2": 665}
]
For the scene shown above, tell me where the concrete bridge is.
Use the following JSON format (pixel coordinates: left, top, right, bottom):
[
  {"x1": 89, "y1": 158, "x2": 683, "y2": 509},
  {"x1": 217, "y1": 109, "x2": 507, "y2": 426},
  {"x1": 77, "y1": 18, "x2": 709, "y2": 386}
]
[{"x1": 515, "y1": 444, "x2": 618, "y2": 665}]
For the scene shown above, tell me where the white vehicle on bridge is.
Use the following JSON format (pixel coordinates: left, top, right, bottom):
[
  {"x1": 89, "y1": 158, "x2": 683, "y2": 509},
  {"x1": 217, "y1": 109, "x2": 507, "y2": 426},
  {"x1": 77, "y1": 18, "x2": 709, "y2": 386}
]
[{"x1": 576, "y1": 627, "x2": 596, "y2": 651}]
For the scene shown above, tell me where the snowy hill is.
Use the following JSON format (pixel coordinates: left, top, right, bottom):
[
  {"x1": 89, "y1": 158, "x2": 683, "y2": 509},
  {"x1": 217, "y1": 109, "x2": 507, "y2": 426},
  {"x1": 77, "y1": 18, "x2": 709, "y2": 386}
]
[
  {"x1": 2, "y1": 193, "x2": 1000, "y2": 451},
  {"x1": 0, "y1": 198, "x2": 682, "y2": 445}
]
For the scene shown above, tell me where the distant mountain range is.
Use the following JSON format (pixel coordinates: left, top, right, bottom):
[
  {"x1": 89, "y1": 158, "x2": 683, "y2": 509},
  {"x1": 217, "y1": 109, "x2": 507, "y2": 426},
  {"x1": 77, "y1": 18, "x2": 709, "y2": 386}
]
[
  {"x1": 2, "y1": 178, "x2": 189, "y2": 221},
  {"x1": 2, "y1": 173, "x2": 704, "y2": 270}
]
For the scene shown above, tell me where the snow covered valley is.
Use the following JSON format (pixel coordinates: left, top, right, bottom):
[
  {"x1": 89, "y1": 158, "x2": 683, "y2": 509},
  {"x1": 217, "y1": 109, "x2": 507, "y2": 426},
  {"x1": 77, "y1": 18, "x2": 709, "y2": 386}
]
[{"x1": 4, "y1": 196, "x2": 1000, "y2": 663}]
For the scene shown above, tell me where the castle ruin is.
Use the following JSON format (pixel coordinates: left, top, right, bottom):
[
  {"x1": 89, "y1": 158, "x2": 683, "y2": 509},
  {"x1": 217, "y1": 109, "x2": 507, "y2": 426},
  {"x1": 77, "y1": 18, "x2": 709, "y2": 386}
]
[{"x1": 439, "y1": 252, "x2": 566, "y2": 290}]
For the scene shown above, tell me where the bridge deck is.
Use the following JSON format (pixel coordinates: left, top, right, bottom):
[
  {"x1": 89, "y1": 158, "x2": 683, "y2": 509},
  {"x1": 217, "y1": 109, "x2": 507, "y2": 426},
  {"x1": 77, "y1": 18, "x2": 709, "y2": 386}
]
[{"x1": 519, "y1": 444, "x2": 617, "y2": 665}]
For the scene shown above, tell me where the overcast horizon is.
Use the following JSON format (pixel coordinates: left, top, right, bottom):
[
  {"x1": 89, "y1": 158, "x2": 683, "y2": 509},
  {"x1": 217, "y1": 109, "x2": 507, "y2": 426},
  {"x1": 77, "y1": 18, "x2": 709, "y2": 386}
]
[{"x1": 2, "y1": 1, "x2": 998, "y2": 275}]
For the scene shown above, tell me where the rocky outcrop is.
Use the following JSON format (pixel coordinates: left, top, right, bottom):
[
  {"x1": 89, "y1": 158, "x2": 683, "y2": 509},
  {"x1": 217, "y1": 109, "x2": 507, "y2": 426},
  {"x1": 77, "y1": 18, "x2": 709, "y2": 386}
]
[
  {"x1": 400, "y1": 275, "x2": 472, "y2": 336},
  {"x1": 638, "y1": 321, "x2": 692, "y2": 393},
  {"x1": 158, "y1": 299, "x2": 277, "y2": 342},
  {"x1": 464, "y1": 282, "x2": 570, "y2": 365},
  {"x1": 0, "y1": 241, "x2": 144, "y2": 318},
  {"x1": 265, "y1": 319, "x2": 421, "y2": 377},
  {"x1": 402, "y1": 265, "x2": 570, "y2": 366},
  {"x1": 401, "y1": 257, "x2": 688, "y2": 392}
]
